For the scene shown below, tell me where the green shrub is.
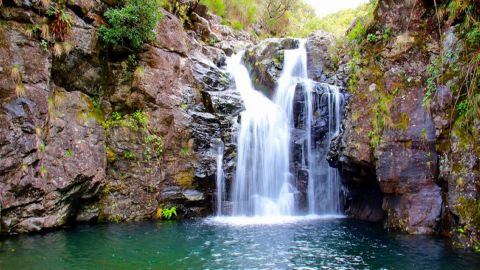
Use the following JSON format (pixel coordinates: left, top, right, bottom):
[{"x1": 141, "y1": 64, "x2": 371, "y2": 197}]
[
  {"x1": 99, "y1": 0, "x2": 163, "y2": 49},
  {"x1": 231, "y1": 20, "x2": 244, "y2": 30},
  {"x1": 347, "y1": 20, "x2": 367, "y2": 43},
  {"x1": 201, "y1": 0, "x2": 225, "y2": 17},
  {"x1": 161, "y1": 207, "x2": 177, "y2": 220}
]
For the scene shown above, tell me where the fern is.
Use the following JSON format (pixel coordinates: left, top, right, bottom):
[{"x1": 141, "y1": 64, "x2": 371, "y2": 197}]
[{"x1": 161, "y1": 207, "x2": 177, "y2": 220}]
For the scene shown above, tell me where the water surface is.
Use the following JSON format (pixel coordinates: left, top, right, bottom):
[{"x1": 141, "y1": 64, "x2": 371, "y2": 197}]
[{"x1": 1, "y1": 218, "x2": 479, "y2": 269}]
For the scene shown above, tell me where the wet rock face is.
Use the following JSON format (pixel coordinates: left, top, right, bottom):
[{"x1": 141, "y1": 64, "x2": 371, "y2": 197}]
[
  {"x1": 291, "y1": 81, "x2": 346, "y2": 211},
  {"x1": 243, "y1": 38, "x2": 299, "y2": 96},
  {"x1": 190, "y1": 52, "x2": 243, "y2": 205}
]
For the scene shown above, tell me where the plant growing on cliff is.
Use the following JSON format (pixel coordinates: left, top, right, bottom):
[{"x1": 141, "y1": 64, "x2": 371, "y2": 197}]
[
  {"x1": 99, "y1": 0, "x2": 163, "y2": 49},
  {"x1": 47, "y1": 7, "x2": 72, "y2": 42},
  {"x1": 160, "y1": 207, "x2": 177, "y2": 220},
  {"x1": 367, "y1": 33, "x2": 378, "y2": 43},
  {"x1": 123, "y1": 150, "x2": 136, "y2": 160},
  {"x1": 10, "y1": 65, "x2": 26, "y2": 97},
  {"x1": 103, "y1": 110, "x2": 163, "y2": 162},
  {"x1": 145, "y1": 134, "x2": 163, "y2": 155},
  {"x1": 455, "y1": 196, "x2": 480, "y2": 252},
  {"x1": 64, "y1": 149, "x2": 73, "y2": 157},
  {"x1": 423, "y1": 56, "x2": 442, "y2": 106},
  {"x1": 132, "y1": 110, "x2": 148, "y2": 127},
  {"x1": 347, "y1": 20, "x2": 367, "y2": 43}
]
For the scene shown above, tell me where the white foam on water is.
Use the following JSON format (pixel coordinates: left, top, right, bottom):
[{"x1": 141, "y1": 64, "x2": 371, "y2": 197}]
[{"x1": 206, "y1": 214, "x2": 346, "y2": 226}]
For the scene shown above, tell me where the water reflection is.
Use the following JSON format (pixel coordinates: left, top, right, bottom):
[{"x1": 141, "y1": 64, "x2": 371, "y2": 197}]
[{"x1": 1, "y1": 219, "x2": 479, "y2": 270}]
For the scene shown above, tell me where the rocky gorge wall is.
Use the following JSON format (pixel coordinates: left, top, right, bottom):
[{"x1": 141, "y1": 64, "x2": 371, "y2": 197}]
[
  {"x1": 1, "y1": 0, "x2": 479, "y2": 253},
  {"x1": 0, "y1": 0, "x2": 247, "y2": 234},
  {"x1": 329, "y1": 0, "x2": 480, "y2": 250}
]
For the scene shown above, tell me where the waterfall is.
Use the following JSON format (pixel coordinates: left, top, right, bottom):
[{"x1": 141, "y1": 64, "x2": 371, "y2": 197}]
[
  {"x1": 226, "y1": 52, "x2": 295, "y2": 216},
  {"x1": 307, "y1": 84, "x2": 344, "y2": 215},
  {"x1": 214, "y1": 139, "x2": 225, "y2": 216},
  {"x1": 217, "y1": 40, "x2": 344, "y2": 219}
]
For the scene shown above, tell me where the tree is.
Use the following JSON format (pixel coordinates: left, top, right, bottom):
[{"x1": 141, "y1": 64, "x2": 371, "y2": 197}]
[{"x1": 99, "y1": 0, "x2": 163, "y2": 49}]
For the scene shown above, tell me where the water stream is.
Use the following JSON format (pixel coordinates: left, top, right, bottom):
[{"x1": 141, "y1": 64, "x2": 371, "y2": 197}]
[
  {"x1": 218, "y1": 41, "x2": 344, "y2": 219},
  {"x1": 214, "y1": 139, "x2": 225, "y2": 216}
]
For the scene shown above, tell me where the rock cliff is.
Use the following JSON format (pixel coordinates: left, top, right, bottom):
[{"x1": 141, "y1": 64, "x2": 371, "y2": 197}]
[
  {"x1": 0, "y1": 0, "x2": 248, "y2": 233},
  {"x1": 330, "y1": 0, "x2": 480, "y2": 249}
]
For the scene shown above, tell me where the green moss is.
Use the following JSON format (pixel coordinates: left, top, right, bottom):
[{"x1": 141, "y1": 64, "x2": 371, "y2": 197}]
[
  {"x1": 106, "y1": 147, "x2": 117, "y2": 162},
  {"x1": 175, "y1": 169, "x2": 194, "y2": 188},
  {"x1": 397, "y1": 112, "x2": 410, "y2": 130},
  {"x1": 79, "y1": 94, "x2": 105, "y2": 124},
  {"x1": 64, "y1": 149, "x2": 73, "y2": 157},
  {"x1": 273, "y1": 51, "x2": 285, "y2": 66},
  {"x1": 230, "y1": 20, "x2": 244, "y2": 30},
  {"x1": 38, "y1": 142, "x2": 46, "y2": 153},
  {"x1": 123, "y1": 150, "x2": 136, "y2": 160},
  {"x1": 180, "y1": 146, "x2": 190, "y2": 157},
  {"x1": 369, "y1": 88, "x2": 394, "y2": 149},
  {"x1": 455, "y1": 196, "x2": 480, "y2": 252},
  {"x1": 368, "y1": 130, "x2": 381, "y2": 148},
  {"x1": 201, "y1": 0, "x2": 226, "y2": 17}
]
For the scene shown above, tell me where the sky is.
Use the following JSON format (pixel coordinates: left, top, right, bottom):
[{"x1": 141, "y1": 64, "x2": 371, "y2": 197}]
[{"x1": 303, "y1": 0, "x2": 370, "y2": 17}]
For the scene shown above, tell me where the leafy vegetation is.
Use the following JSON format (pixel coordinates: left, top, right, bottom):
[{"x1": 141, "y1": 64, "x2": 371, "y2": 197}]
[
  {"x1": 102, "y1": 110, "x2": 164, "y2": 161},
  {"x1": 10, "y1": 64, "x2": 26, "y2": 97},
  {"x1": 160, "y1": 207, "x2": 177, "y2": 220},
  {"x1": 196, "y1": 0, "x2": 376, "y2": 37},
  {"x1": 99, "y1": 0, "x2": 163, "y2": 49},
  {"x1": 366, "y1": 33, "x2": 379, "y2": 43},
  {"x1": 289, "y1": 2, "x2": 374, "y2": 37},
  {"x1": 21, "y1": 0, "x2": 75, "y2": 57},
  {"x1": 201, "y1": 0, "x2": 226, "y2": 17},
  {"x1": 423, "y1": 56, "x2": 442, "y2": 106},
  {"x1": 47, "y1": 5, "x2": 72, "y2": 42}
]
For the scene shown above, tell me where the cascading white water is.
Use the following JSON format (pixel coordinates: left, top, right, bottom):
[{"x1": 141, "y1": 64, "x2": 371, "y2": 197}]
[
  {"x1": 214, "y1": 140, "x2": 225, "y2": 216},
  {"x1": 216, "y1": 40, "x2": 344, "y2": 220},
  {"x1": 226, "y1": 52, "x2": 295, "y2": 216},
  {"x1": 307, "y1": 84, "x2": 344, "y2": 215}
]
